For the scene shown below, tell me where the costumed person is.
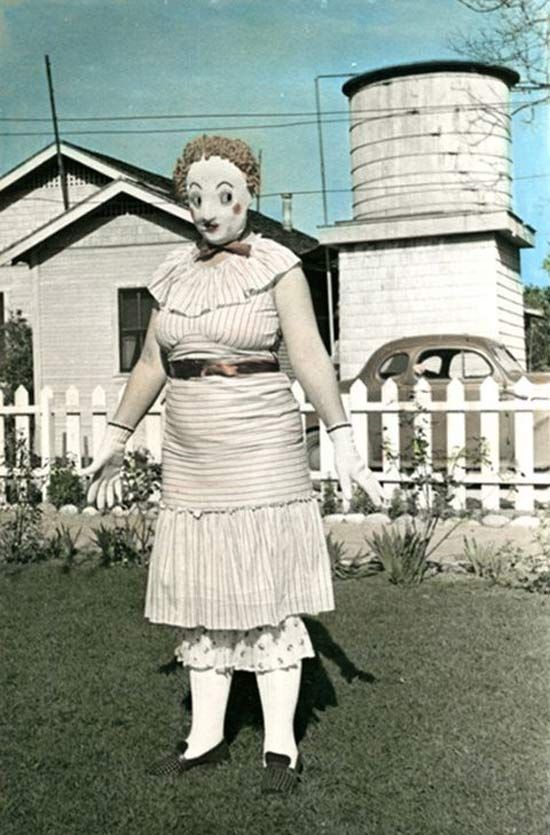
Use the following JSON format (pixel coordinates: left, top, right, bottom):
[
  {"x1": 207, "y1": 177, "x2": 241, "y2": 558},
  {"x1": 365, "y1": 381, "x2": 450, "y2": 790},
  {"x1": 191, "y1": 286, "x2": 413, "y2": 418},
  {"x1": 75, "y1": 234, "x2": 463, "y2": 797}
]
[{"x1": 84, "y1": 135, "x2": 383, "y2": 795}]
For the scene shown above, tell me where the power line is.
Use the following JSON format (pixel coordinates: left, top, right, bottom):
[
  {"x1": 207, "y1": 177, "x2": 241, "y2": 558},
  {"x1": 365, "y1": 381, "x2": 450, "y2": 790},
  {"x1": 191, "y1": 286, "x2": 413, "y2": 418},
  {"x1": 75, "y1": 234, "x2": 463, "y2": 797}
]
[
  {"x1": 0, "y1": 112, "x2": 538, "y2": 137},
  {"x1": 2, "y1": 97, "x2": 549, "y2": 138},
  {"x1": 11, "y1": 173, "x2": 549, "y2": 208},
  {"x1": 0, "y1": 98, "x2": 546, "y2": 123}
]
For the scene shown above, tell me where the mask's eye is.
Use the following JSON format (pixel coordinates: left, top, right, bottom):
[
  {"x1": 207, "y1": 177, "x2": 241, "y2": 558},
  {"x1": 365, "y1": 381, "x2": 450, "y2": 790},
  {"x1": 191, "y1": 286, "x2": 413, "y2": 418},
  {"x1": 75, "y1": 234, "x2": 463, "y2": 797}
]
[
  {"x1": 219, "y1": 190, "x2": 233, "y2": 206},
  {"x1": 189, "y1": 192, "x2": 202, "y2": 209}
]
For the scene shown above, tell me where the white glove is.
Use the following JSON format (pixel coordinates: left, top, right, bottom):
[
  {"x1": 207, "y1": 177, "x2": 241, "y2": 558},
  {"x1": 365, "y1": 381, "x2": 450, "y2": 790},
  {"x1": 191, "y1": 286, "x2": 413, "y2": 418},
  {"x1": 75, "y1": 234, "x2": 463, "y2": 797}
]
[
  {"x1": 330, "y1": 425, "x2": 384, "y2": 512},
  {"x1": 82, "y1": 424, "x2": 133, "y2": 510}
]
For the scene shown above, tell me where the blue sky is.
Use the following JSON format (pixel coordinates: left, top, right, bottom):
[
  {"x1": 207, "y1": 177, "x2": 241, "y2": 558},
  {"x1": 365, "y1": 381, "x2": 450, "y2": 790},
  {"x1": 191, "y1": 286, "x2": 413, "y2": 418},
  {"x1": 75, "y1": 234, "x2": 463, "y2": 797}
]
[{"x1": 1, "y1": 0, "x2": 548, "y2": 284}]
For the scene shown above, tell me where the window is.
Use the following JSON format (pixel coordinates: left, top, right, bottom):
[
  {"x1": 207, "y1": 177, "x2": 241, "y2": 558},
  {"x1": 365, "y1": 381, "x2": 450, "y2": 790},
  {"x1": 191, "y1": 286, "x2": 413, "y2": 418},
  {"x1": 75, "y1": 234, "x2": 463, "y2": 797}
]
[
  {"x1": 118, "y1": 288, "x2": 155, "y2": 373},
  {"x1": 378, "y1": 352, "x2": 409, "y2": 379},
  {"x1": 416, "y1": 350, "x2": 446, "y2": 379},
  {"x1": 449, "y1": 351, "x2": 492, "y2": 380}
]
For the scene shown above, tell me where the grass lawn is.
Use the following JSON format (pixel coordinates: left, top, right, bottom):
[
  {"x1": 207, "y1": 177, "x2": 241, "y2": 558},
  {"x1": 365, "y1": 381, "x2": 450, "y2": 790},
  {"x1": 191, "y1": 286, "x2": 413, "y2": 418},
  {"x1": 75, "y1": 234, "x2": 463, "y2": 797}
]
[{"x1": 1, "y1": 563, "x2": 549, "y2": 835}]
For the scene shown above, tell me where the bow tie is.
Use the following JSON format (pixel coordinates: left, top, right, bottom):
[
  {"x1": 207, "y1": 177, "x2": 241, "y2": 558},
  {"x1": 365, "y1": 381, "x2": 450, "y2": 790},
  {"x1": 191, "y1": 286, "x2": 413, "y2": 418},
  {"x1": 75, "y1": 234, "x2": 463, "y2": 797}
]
[{"x1": 195, "y1": 239, "x2": 252, "y2": 262}]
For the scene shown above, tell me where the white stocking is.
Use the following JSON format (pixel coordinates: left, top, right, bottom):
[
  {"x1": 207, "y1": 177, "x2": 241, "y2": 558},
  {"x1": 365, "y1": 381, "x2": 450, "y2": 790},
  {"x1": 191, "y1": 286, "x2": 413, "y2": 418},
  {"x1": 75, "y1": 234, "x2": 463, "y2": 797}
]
[
  {"x1": 185, "y1": 667, "x2": 233, "y2": 759},
  {"x1": 256, "y1": 662, "x2": 302, "y2": 768}
]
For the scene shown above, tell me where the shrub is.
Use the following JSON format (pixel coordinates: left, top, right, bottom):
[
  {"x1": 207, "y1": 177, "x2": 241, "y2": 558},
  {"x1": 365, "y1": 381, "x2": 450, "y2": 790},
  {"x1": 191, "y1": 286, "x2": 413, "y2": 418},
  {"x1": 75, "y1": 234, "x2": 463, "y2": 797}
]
[
  {"x1": 121, "y1": 448, "x2": 161, "y2": 507},
  {"x1": 91, "y1": 512, "x2": 154, "y2": 568},
  {"x1": 320, "y1": 479, "x2": 342, "y2": 516},
  {"x1": 48, "y1": 458, "x2": 86, "y2": 509},
  {"x1": 4, "y1": 433, "x2": 42, "y2": 506},
  {"x1": 0, "y1": 505, "x2": 47, "y2": 564},
  {"x1": 387, "y1": 489, "x2": 408, "y2": 520},
  {"x1": 0, "y1": 434, "x2": 45, "y2": 564},
  {"x1": 464, "y1": 534, "x2": 550, "y2": 595},
  {"x1": 349, "y1": 485, "x2": 378, "y2": 515},
  {"x1": 0, "y1": 309, "x2": 34, "y2": 403}
]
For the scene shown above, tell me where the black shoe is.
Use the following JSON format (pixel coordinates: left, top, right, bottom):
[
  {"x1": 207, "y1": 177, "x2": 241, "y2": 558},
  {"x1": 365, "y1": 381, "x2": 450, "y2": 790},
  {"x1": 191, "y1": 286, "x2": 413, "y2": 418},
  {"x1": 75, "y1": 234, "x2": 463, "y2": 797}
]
[
  {"x1": 146, "y1": 739, "x2": 230, "y2": 777},
  {"x1": 260, "y1": 752, "x2": 303, "y2": 795}
]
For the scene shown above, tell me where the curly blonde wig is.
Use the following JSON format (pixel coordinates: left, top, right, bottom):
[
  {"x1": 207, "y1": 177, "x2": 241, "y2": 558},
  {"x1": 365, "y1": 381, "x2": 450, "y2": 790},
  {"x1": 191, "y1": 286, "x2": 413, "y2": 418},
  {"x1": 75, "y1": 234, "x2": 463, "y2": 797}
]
[{"x1": 173, "y1": 135, "x2": 260, "y2": 203}]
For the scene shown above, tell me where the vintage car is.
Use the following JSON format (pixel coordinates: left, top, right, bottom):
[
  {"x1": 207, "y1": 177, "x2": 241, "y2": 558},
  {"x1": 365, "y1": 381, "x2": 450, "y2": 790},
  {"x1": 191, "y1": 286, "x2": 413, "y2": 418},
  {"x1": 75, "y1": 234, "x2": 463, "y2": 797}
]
[{"x1": 307, "y1": 334, "x2": 550, "y2": 471}]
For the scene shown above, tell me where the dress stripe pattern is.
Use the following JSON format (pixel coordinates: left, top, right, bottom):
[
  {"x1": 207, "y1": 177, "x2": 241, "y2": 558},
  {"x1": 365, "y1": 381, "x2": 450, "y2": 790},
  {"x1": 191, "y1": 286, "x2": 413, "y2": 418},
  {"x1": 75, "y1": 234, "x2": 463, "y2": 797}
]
[{"x1": 144, "y1": 233, "x2": 335, "y2": 631}]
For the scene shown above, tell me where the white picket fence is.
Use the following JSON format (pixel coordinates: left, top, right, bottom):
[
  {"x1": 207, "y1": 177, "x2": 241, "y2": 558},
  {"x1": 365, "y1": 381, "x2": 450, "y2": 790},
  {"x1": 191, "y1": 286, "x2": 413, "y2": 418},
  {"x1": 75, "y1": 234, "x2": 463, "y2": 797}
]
[{"x1": 1, "y1": 376, "x2": 550, "y2": 512}]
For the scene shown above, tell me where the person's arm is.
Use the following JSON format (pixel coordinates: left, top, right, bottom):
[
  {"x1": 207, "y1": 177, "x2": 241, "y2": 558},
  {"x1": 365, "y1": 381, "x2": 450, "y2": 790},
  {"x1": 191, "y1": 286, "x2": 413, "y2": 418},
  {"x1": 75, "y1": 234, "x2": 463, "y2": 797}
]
[
  {"x1": 274, "y1": 266, "x2": 383, "y2": 508},
  {"x1": 111, "y1": 309, "x2": 167, "y2": 429},
  {"x1": 83, "y1": 310, "x2": 167, "y2": 508},
  {"x1": 274, "y1": 266, "x2": 348, "y2": 425}
]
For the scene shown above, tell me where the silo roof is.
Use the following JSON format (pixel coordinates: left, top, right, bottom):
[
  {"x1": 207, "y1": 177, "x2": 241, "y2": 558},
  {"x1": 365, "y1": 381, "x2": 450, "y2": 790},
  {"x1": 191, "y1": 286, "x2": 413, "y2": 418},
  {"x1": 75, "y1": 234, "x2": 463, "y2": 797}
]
[{"x1": 342, "y1": 60, "x2": 520, "y2": 97}]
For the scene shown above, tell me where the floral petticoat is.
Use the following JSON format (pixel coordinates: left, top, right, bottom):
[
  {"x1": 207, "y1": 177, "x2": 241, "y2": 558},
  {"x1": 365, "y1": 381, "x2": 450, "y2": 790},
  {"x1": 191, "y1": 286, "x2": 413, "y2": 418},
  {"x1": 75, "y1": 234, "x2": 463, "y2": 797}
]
[{"x1": 174, "y1": 616, "x2": 314, "y2": 672}]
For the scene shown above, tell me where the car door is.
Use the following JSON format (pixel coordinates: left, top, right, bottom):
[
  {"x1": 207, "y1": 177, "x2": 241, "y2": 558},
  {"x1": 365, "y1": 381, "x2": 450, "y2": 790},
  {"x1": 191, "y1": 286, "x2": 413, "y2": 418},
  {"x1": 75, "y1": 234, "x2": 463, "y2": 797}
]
[
  {"x1": 413, "y1": 347, "x2": 509, "y2": 468},
  {"x1": 366, "y1": 350, "x2": 412, "y2": 468}
]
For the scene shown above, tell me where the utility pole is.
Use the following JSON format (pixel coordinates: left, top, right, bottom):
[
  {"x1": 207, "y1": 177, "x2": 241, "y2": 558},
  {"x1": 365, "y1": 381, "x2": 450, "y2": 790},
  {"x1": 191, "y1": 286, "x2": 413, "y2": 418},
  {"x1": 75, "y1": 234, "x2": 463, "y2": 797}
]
[
  {"x1": 256, "y1": 149, "x2": 262, "y2": 212},
  {"x1": 45, "y1": 55, "x2": 69, "y2": 211},
  {"x1": 314, "y1": 72, "x2": 356, "y2": 358}
]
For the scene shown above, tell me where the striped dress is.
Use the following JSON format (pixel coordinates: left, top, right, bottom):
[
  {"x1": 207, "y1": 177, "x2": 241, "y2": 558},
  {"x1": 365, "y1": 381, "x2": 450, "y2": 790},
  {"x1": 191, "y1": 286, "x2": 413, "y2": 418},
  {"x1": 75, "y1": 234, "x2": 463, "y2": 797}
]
[{"x1": 143, "y1": 233, "x2": 334, "y2": 646}]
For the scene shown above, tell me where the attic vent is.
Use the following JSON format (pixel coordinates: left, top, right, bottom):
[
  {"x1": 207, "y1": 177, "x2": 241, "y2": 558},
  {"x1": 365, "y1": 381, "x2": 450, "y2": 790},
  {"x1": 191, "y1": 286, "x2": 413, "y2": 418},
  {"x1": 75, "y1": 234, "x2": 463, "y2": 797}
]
[
  {"x1": 97, "y1": 201, "x2": 155, "y2": 218},
  {"x1": 30, "y1": 161, "x2": 109, "y2": 189}
]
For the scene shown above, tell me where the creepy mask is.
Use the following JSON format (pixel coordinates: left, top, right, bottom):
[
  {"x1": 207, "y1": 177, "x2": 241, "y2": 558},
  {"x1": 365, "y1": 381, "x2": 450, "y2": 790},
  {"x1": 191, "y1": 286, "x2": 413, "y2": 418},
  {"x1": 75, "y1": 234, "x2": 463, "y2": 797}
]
[{"x1": 186, "y1": 156, "x2": 253, "y2": 246}]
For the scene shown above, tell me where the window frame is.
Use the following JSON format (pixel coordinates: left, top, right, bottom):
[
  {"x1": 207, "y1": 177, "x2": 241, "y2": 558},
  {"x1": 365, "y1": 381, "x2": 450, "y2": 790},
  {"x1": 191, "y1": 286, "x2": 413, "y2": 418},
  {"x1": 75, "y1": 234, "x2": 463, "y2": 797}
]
[
  {"x1": 377, "y1": 351, "x2": 410, "y2": 381},
  {"x1": 117, "y1": 286, "x2": 155, "y2": 374}
]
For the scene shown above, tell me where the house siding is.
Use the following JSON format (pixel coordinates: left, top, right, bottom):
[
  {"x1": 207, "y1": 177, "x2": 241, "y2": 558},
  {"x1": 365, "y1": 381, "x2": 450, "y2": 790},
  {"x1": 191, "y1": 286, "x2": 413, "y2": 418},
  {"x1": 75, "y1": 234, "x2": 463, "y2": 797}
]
[
  {"x1": 0, "y1": 159, "x2": 110, "y2": 252},
  {"x1": 34, "y1": 211, "x2": 192, "y2": 454},
  {"x1": 495, "y1": 238, "x2": 525, "y2": 364},
  {"x1": 338, "y1": 234, "x2": 500, "y2": 379},
  {"x1": 0, "y1": 264, "x2": 34, "y2": 321}
]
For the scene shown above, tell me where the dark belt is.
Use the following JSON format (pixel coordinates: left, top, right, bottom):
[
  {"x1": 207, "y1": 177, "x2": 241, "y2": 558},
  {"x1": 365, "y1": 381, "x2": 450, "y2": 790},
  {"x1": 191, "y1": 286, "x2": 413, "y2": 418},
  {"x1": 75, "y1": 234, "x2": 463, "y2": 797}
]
[{"x1": 167, "y1": 357, "x2": 280, "y2": 379}]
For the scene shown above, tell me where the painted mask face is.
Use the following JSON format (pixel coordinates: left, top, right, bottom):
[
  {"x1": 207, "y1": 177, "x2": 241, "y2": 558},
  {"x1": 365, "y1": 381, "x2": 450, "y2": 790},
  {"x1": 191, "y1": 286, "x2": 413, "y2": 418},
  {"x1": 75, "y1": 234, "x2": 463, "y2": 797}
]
[{"x1": 186, "y1": 155, "x2": 252, "y2": 246}]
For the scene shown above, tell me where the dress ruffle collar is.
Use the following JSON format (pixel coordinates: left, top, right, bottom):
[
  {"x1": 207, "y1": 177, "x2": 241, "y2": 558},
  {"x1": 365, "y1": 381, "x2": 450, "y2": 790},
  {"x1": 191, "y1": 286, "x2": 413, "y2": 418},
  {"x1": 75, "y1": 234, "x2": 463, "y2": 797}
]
[{"x1": 148, "y1": 233, "x2": 300, "y2": 319}]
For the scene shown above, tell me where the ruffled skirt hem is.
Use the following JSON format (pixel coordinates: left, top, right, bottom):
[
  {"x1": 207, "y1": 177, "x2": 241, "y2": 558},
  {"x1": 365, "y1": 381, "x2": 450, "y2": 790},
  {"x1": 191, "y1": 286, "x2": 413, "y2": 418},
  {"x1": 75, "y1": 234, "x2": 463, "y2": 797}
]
[
  {"x1": 173, "y1": 616, "x2": 315, "y2": 673},
  {"x1": 144, "y1": 495, "x2": 335, "y2": 631}
]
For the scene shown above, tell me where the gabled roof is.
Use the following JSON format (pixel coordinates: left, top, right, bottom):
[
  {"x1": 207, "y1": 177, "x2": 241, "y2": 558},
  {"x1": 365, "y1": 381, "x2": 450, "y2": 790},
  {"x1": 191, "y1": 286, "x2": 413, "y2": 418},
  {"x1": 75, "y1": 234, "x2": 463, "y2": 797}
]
[
  {"x1": 0, "y1": 178, "x2": 195, "y2": 265},
  {"x1": 0, "y1": 173, "x2": 320, "y2": 265},
  {"x1": 0, "y1": 141, "x2": 160, "y2": 194},
  {"x1": 69, "y1": 143, "x2": 174, "y2": 193},
  {"x1": 0, "y1": 141, "x2": 320, "y2": 261}
]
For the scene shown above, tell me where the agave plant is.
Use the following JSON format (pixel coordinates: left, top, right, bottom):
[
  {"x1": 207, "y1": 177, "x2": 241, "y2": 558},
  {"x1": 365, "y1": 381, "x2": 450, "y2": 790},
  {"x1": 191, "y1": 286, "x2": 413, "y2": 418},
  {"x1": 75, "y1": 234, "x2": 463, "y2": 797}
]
[{"x1": 366, "y1": 525, "x2": 430, "y2": 586}]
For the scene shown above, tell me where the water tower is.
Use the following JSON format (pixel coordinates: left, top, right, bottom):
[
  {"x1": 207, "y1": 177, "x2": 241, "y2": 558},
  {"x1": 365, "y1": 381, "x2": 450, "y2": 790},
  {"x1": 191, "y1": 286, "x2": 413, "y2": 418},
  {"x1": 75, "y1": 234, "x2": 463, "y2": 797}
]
[{"x1": 319, "y1": 61, "x2": 534, "y2": 376}]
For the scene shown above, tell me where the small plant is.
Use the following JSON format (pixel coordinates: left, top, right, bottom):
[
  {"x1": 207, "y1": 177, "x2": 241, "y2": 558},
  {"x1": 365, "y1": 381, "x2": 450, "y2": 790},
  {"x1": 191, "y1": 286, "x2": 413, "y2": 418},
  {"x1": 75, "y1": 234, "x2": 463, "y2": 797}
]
[
  {"x1": 45, "y1": 523, "x2": 82, "y2": 571},
  {"x1": 91, "y1": 514, "x2": 154, "y2": 568},
  {"x1": 4, "y1": 433, "x2": 42, "y2": 507},
  {"x1": 0, "y1": 434, "x2": 46, "y2": 564},
  {"x1": 367, "y1": 525, "x2": 430, "y2": 585},
  {"x1": 463, "y1": 537, "x2": 528, "y2": 588},
  {"x1": 463, "y1": 536, "x2": 507, "y2": 582},
  {"x1": 320, "y1": 479, "x2": 342, "y2": 516},
  {"x1": 121, "y1": 448, "x2": 161, "y2": 507},
  {"x1": 126, "y1": 507, "x2": 155, "y2": 564},
  {"x1": 0, "y1": 506, "x2": 46, "y2": 564},
  {"x1": 0, "y1": 309, "x2": 34, "y2": 403},
  {"x1": 47, "y1": 457, "x2": 86, "y2": 509},
  {"x1": 387, "y1": 488, "x2": 408, "y2": 520},
  {"x1": 326, "y1": 532, "x2": 382, "y2": 581},
  {"x1": 369, "y1": 403, "x2": 491, "y2": 585},
  {"x1": 92, "y1": 524, "x2": 117, "y2": 567},
  {"x1": 349, "y1": 485, "x2": 378, "y2": 515}
]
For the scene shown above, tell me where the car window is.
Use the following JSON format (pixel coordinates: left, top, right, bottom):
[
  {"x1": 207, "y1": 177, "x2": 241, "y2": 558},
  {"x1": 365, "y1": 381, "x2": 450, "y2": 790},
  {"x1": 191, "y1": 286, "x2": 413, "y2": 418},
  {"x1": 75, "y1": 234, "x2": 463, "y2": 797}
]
[
  {"x1": 378, "y1": 352, "x2": 408, "y2": 379},
  {"x1": 449, "y1": 351, "x2": 493, "y2": 379},
  {"x1": 417, "y1": 351, "x2": 445, "y2": 378},
  {"x1": 493, "y1": 345, "x2": 523, "y2": 377}
]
